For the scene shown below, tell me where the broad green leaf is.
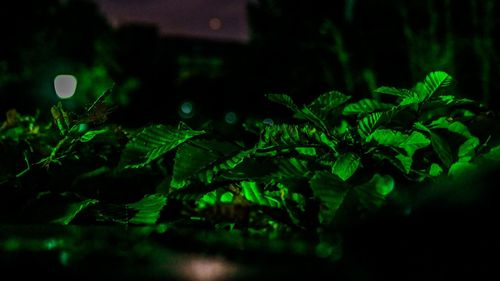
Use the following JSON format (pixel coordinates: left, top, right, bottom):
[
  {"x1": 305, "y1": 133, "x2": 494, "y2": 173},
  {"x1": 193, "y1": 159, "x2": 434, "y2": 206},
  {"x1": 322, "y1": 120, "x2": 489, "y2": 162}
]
[
  {"x1": 423, "y1": 96, "x2": 474, "y2": 109},
  {"x1": 399, "y1": 131, "x2": 430, "y2": 156},
  {"x1": 52, "y1": 199, "x2": 98, "y2": 225},
  {"x1": 197, "y1": 191, "x2": 217, "y2": 208},
  {"x1": 266, "y1": 94, "x2": 330, "y2": 132},
  {"x1": 448, "y1": 161, "x2": 477, "y2": 177},
  {"x1": 395, "y1": 154, "x2": 412, "y2": 174},
  {"x1": 414, "y1": 71, "x2": 453, "y2": 100},
  {"x1": 399, "y1": 93, "x2": 424, "y2": 106},
  {"x1": 196, "y1": 190, "x2": 234, "y2": 208},
  {"x1": 273, "y1": 158, "x2": 311, "y2": 180},
  {"x1": 266, "y1": 94, "x2": 299, "y2": 111},
  {"x1": 258, "y1": 124, "x2": 337, "y2": 151},
  {"x1": 220, "y1": 192, "x2": 234, "y2": 203},
  {"x1": 171, "y1": 140, "x2": 244, "y2": 189},
  {"x1": 80, "y1": 129, "x2": 109, "y2": 142},
  {"x1": 373, "y1": 174, "x2": 395, "y2": 196},
  {"x1": 354, "y1": 174, "x2": 394, "y2": 209},
  {"x1": 342, "y1": 99, "x2": 393, "y2": 115},
  {"x1": 430, "y1": 132, "x2": 454, "y2": 167},
  {"x1": 482, "y1": 145, "x2": 500, "y2": 161},
  {"x1": 358, "y1": 112, "x2": 385, "y2": 139},
  {"x1": 120, "y1": 124, "x2": 204, "y2": 169},
  {"x1": 296, "y1": 106, "x2": 329, "y2": 132},
  {"x1": 241, "y1": 181, "x2": 281, "y2": 208},
  {"x1": 429, "y1": 163, "x2": 443, "y2": 177},
  {"x1": 429, "y1": 117, "x2": 472, "y2": 138},
  {"x1": 310, "y1": 171, "x2": 350, "y2": 224},
  {"x1": 458, "y1": 137, "x2": 479, "y2": 162},
  {"x1": 295, "y1": 147, "x2": 317, "y2": 156},
  {"x1": 308, "y1": 91, "x2": 351, "y2": 117},
  {"x1": 370, "y1": 129, "x2": 430, "y2": 157},
  {"x1": 332, "y1": 152, "x2": 360, "y2": 181},
  {"x1": 369, "y1": 129, "x2": 408, "y2": 146},
  {"x1": 373, "y1": 87, "x2": 414, "y2": 97},
  {"x1": 128, "y1": 194, "x2": 167, "y2": 224}
]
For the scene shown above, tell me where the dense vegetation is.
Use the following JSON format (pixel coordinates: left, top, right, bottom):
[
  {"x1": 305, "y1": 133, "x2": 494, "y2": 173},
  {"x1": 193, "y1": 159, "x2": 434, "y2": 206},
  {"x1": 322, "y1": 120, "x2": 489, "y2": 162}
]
[{"x1": 2, "y1": 71, "x2": 499, "y2": 264}]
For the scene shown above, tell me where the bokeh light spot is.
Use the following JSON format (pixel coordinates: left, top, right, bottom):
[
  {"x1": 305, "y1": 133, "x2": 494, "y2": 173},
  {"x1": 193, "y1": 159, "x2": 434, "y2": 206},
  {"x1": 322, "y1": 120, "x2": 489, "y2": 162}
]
[
  {"x1": 208, "y1": 17, "x2": 222, "y2": 31},
  {"x1": 54, "y1": 74, "x2": 77, "y2": 99},
  {"x1": 181, "y1": 102, "x2": 193, "y2": 114},
  {"x1": 263, "y1": 118, "x2": 274, "y2": 125},
  {"x1": 224, "y1": 112, "x2": 237, "y2": 124}
]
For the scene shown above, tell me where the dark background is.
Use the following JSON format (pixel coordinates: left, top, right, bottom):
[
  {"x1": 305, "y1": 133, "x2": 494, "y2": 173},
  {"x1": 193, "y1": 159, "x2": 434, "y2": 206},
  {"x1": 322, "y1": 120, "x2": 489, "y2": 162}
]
[{"x1": 0, "y1": 0, "x2": 499, "y2": 132}]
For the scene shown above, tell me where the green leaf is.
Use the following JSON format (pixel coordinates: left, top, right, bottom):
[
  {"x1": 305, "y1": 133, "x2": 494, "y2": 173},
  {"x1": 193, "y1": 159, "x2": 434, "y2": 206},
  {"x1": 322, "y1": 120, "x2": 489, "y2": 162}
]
[
  {"x1": 370, "y1": 129, "x2": 430, "y2": 157},
  {"x1": 52, "y1": 199, "x2": 98, "y2": 225},
  {"x1": 399, "y1": 93, "x2": 424, "y2": 106},
  {"x1": 369, "y1": 129, "x2": 408, "y2": 146},
  {"x1": 310, "y1": 171, "x2": 350, "y2": 224},
  {"x1": 127, "y1": 194, "x2": 167, "y2": 224},
  {"x1": 414, "y1": 71, "x2": 454, "y2": 100},
  {"x1": 430, "y1": 132, "x2": 454, "y2": 167},
  {"x1": 395, "y1": 154, "x2": 413, "y2": 174},
  {"x1": 332, "y1": 152, "x2": 360, "y2": 181},
  {"x1": 79, "y1": 129, "x2": 109, "y2": 142},
  {"x1": 448, "y1": 161, "x2": 477, "y2": 177},
  {"x1": 272, "y1": 158, "x2": 311, "y2": 180},
  {"x1": 308, "y1": 91, "x2": 351, "y2": 117},
  {"x1": 120, "y1": 124, "x2": 204, "y2": 169},
  {"x1": 373, "y1": 87, "x2": 414, "y2": 97},
  {"x1": 429, "y1": 163, "x2": 443, "y2": 177},
  {"x1": 358, "y1": 112, "x2": 385, "y2": 139},
  {"x1": 196, "y1": 190, "x2": 234, "y2": 208},
  {"x1": 197, "y1": 191, "x2": 218, "y2": 208},
  {"x1": 342, "y1": 99, "x2": 393, "y2": 115},
  {"x1": 458, "y1": 137, "x2": 479, "y2": 162},
  {"x1": 258, "y1": 124, "x2": 337, "y2": 151},
  {"x1": 50, "y1": 102, "x2": 71, "y2": 136},
  {"x1": 241, "y1": 181, "x2": 281, "y2": 208},
  {"x1": 423, "y1": 95, "x2": 474, "y2": 109},
  {"x1": 354, "y1": 174, "x2": 394, "y2": 209},
  {"x1": 266, "y1": 94, "x2": 330, "y2": 132},
  {"x1": 482, "y1": 145, "x2": 500, "y2": 161},
  {"x1": 399, "y1": 131, "x2": 430, "y2": 156},
  {"x1": 429, "y1": 117, "x2": 472, "y2": 138},
  {"x1": 266, "y1": 94, "x2": 299, "y2": 111},
  {"x1": 171, "y1": 140, "x2": 247, "y2": 189},
  {"x1": 295, "y1": 147, "x2": 317, "y2": 156}
]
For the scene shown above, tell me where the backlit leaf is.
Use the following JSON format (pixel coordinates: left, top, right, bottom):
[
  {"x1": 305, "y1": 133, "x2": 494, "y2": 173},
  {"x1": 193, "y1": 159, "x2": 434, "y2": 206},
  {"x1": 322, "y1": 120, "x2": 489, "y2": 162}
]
[
  {"x1": 354, "y1": 174, "x2": 394, "y2": 209},
  {"x1": 373, "y1": 87, "x2": 414, "y2": 97},
  {"x1": 414, "y1": 71, "x2": 454, "y2": 100},
  {"x1": 332, "y1": 152, "x2": 360, "y2": 181},
  {"x1": 127, "y1": 194, "x2": 167, "y2": 224},
  {"x1": 308, "y1": 91, "x2": 351, "y2": 117},
  {"x1": 120, "y1": 124, "x2": 204, "y2": 169},
  {"x1": 458, "y1": 137, "x2": 479, "y2": 162},
  {"x1": 266, "y1": 94, "x2": 299, "y2": 111},
  {"x1": 430, "y1": 132, "x2": 454, "y2": 167},
  {"x1": 52, "y1": 199, "x2": 98, "y2": 225},
  {"x1": 342, "y1": 99, "x2": 393, "y2": 115},
  {"x1": 429, "y1": 163, "x2": 443, "y2": 177},
  {"x1": 80, "y1": 129, "x2": 109, "y2": 142},
  {"x1": 310, "y1": 171, "x2": 350, "y2": 224},
  {"x1": 241, "y1": 181, "x2": 281, "y2": 208}
]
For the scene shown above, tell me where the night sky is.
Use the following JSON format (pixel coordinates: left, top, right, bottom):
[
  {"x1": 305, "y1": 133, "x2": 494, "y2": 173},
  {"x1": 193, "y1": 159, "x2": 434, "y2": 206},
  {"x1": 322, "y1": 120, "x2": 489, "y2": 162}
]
[{"x1": 96, "y1": 0, "x2": 251, "y2": 42}]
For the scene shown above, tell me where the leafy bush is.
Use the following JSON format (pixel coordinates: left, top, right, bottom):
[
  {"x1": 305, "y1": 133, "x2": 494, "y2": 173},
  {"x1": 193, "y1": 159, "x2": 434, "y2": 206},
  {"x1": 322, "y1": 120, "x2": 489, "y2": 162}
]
[{"x1": 1, "y1": 71, "x2": 499, "y2": 258}]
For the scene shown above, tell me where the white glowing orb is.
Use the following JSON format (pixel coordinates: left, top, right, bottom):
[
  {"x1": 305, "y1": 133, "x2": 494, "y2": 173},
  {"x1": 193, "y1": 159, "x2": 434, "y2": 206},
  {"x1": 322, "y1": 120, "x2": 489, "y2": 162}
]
[{"x1": 54, "y1": 75, "x2": 77, "y2": 99}]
